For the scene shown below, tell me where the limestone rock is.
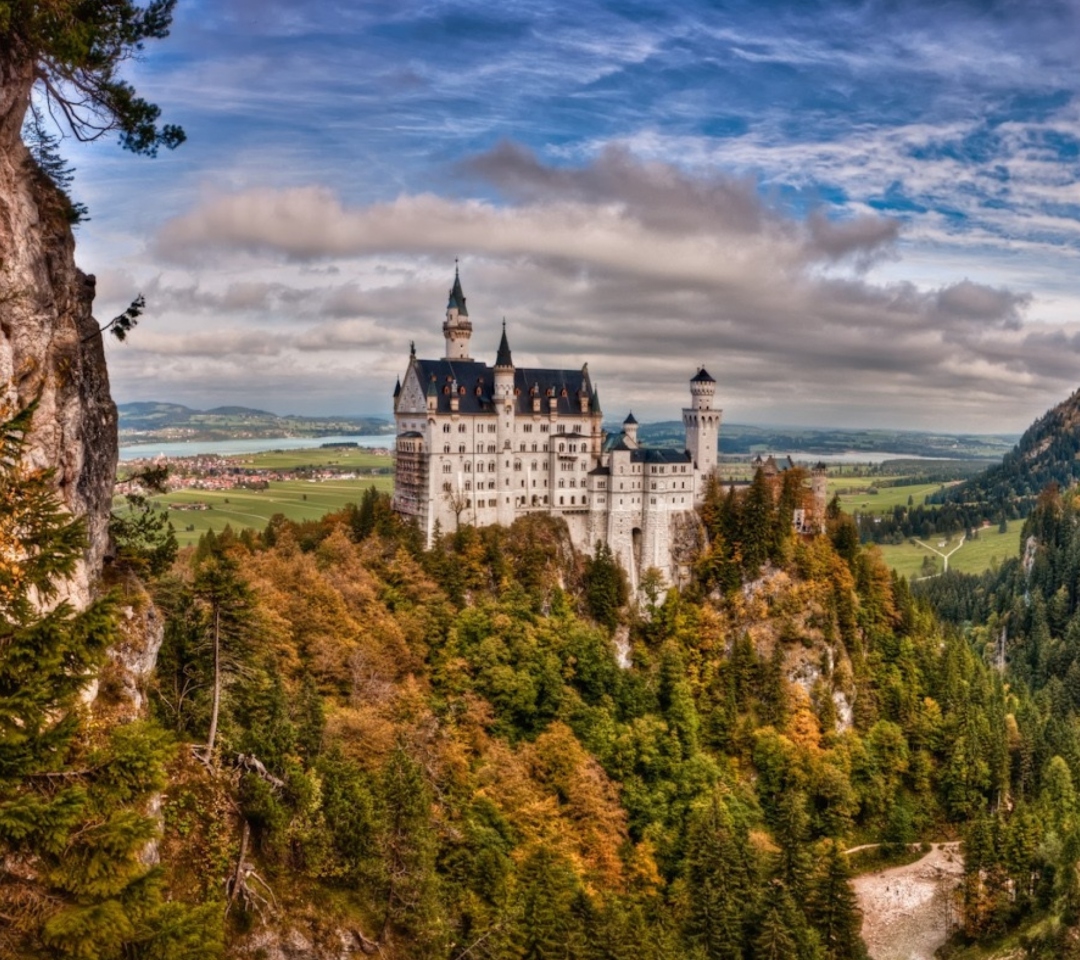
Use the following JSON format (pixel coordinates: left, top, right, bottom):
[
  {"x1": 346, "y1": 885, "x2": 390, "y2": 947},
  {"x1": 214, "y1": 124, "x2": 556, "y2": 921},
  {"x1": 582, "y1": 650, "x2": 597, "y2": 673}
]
[{"x1": 0, "y1": 59, "x2": 117, "y2": 608}]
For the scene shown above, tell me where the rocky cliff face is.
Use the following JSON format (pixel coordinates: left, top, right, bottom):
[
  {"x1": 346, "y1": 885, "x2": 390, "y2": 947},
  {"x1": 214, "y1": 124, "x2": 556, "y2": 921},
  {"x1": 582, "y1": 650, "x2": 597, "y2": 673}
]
[{"x1": 0, "y1": 60, "x2": 118, "y2": 606}]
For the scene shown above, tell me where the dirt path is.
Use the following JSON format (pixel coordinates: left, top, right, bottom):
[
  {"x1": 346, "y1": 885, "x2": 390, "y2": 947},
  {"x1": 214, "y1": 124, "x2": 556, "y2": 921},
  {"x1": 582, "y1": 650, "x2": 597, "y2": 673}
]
[{"x1": 852, "y1": 843, "x2": 963, "y2": 960}]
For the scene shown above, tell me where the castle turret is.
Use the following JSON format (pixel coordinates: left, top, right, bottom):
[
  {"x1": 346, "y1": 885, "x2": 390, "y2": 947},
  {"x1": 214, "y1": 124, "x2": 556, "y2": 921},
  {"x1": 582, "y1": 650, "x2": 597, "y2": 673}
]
[
  {"x1": 623, "y1": 412, "x2": 639, "y2": 447},
  {"x1": 494, "y1": 320, "x2": 514, "y2": 399},
  {"x1": 442, "y1": 266, "x2": 473, "y2": 360},
  {"x1": 494, "y1": 321, "x2": 516, "y2": 526},
  {"x1": 683, "y1": 366, "x2": 720, "y2": 482}
]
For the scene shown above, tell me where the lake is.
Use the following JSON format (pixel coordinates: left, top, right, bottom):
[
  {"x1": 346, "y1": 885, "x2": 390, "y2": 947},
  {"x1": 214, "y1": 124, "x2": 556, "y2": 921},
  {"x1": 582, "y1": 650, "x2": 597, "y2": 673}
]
[{"x1": 118, "y1": 434, "x2": 396, "y2": 461}]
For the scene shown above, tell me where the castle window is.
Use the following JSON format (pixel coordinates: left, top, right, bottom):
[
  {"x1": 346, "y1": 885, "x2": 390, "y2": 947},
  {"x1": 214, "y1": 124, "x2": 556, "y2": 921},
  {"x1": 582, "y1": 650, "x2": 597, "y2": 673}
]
[
  {"x1": 558, "y1": 443, "x2": 565, "y2": 452},
  {"x1": 504, "y1": 440, "x2": 511, "y2": 450},
  {"x1": 464, "y1": 462, "x2": 472, "y2": 472},
  {"x1": 442, "y1": 482, "x2": 451, "y2": 492},
  {"x1": 521, "y1": 479, "x2": 525, "y2": 487},
  {"x1": 443, "y1": 444, "x2": 450, "y2": 453},
  {"x1": 488, "y1": 481, "x2": 495, "y2": 490},
  {"x1": 520, "y1": 443, "x2": 526, "y2": 452},
  {"x1": 542, "y1": 444, "x2": 548, "y2": 452},
  {"x1": 459, "y1": 444, "x2": 466, "y2": 453},
  {"x1": 443, "y1": 424, "x2": 451, "y2": 433},
  {"x1": 531, "y1": 461, "x2": 538, "y2": 471},
  {"x1": 523, "y1": 424, "x2": 532, "y2": 433},
  {"x1": 569, "y1": 443, "x2": 576, "y2": 453},
  {"x1": 651, "y1": 498, "x2": 656, "y2": 505},
  {"x1": 558, "y1": 480, "x2": 565, "y2": 488},
  {"x1": 532, "y1": 443, "x2": 537, "y2": 452},
  {"x1": 459, "y1": 424, "x2": 466, "y2": 433},
  {"x1": 477, "y1": 462, "x2": 484, "y2": 473},
  {"x1": 465, "y1": 481, "x2": 472, "y2": 491},
  {"x1": 459, "y1": 386, "x2": 466, "y2": 395},
  {"x1": 582, "y1": 496, "x2": 587, "y2": 505},
  {"x1": 488, "y1": 444, "x2": 496, "y2": 453},
  {"x1": 540, "y1": 424, "x2": 549, "y2": 433},
  {"x1": 571, "y1": 496, "x2": 576, "y2": 504},
  {"x1": 560, "y1": 496, "x2": 565, "y2": 505},
  {"x1": 569, "y1": 479, "x2": 576, "y2": 488},
  {"x1": 489, "y1": 462, "x2": 496, "y2": 472},
  {"x1": 514, "y1": 461, "x2": 522, "y2": 471},
  {"x1": 442, "y1": 463, "x2": 451, "y2": 473},
  {"x1": 556, "y1": 424, "x2": 565, "y2": 433},
  {"x1": 443, "y1": 385, "x2": 450, "y2": 394}
]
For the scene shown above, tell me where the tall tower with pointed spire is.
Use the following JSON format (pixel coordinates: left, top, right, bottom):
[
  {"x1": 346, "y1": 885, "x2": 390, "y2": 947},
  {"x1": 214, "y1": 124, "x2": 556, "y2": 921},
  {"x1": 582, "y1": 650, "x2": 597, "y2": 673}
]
[
  {"x1": 443, "y1": 265, "x2": 472, "y2": 360},
  {"x1": 683, "y1": 367, "x2": 720, "y2": 484}
]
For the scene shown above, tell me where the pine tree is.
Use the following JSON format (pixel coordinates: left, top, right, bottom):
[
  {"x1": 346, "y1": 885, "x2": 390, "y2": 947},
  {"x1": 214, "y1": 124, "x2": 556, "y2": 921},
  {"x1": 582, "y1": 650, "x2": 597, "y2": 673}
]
[
  {"x1": 0, "y1": 405, "x2": 219, "y2": 957},
  {"x1": 806, "y1": 842, "x2": 866, "y2": 960}
]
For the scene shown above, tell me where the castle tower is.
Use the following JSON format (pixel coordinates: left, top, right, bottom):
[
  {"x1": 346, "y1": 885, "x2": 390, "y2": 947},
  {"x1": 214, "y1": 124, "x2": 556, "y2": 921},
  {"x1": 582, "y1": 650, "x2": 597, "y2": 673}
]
[
  {"x1": 684, "y1": 367, "x2": 720, "y2": 480},
  {"x1": 494, "y1": 320, "x2": 514, "y2": 399},
  {"x1": 494, "y1": 321, "x2": 516, "y2": 527},
  {"x1": 623, "y1": 412, "x2": 639, "y2": 447},
  {"x1": 442, "y1": 266, "x2": 472, "y2": 360}
]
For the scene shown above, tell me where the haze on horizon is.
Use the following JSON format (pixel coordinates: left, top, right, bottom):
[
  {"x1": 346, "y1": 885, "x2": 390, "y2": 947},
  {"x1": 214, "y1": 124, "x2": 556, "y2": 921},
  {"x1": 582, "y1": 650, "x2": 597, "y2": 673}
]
[{"x1": 62, "y1": 0, "x2": 1080, "y2": 434}]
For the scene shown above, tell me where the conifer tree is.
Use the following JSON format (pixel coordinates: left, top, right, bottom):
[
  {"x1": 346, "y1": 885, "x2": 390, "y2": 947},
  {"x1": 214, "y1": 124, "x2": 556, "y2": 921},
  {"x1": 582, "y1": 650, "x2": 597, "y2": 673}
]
[
  {"x1": 806, "y1": 842, "x2": 866, "y2": 960},
  {"x1": 0, "y1": 406, "x2": 218, "y2": 957}
]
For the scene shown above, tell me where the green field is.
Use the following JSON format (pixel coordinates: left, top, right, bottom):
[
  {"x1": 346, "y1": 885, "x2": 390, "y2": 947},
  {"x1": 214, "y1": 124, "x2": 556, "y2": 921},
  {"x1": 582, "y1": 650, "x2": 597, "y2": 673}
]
[
  {"x1": 874, "y1": 526, "x2": 1023, "y2": 580},
  {"x1": 833, "y1": 480, "x2": 954, "y2": 515},
  {"x1": 226, "y1": 448, "x2": 393, "y2": 471},
  {"x1": 127, "y1": 476, "x2": 393, "y2": 546}
]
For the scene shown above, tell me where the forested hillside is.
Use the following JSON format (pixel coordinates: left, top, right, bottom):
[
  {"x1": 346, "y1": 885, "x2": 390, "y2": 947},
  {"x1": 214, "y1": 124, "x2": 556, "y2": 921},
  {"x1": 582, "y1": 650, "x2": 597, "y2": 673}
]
[
  {"x1": 939, "y1": 387, "x2": 1080, "y2": 512},
  {"x1": 10, "y1": 427, "x2": 1080, "y2": 956}
]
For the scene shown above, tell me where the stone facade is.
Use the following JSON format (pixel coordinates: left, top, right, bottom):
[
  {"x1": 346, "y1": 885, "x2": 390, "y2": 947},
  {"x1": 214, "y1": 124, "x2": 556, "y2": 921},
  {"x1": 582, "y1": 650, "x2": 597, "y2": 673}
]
[{"x1": 392, "y1": 271, "x2": 722, "y2": 587}]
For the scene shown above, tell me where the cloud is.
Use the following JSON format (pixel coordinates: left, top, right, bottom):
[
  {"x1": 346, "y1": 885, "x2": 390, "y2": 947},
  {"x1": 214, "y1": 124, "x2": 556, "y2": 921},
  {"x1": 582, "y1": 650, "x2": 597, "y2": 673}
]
[{"x1": 141, "y1": 146, "x2": 1064, "y2": 429}]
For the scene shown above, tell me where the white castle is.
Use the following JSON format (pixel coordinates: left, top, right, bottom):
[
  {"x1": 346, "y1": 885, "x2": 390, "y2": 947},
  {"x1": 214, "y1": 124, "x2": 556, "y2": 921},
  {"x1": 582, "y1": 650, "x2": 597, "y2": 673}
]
[{"x1": 392, "y1": 269, "x2": 724, "y2": 588}]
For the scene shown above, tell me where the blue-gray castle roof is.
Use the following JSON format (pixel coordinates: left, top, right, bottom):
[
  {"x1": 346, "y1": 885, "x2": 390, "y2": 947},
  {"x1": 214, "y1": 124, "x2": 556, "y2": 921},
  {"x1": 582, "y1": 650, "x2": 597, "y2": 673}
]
[{"x1": 412, "y1": 358, "x2": 597, "y2": 417}]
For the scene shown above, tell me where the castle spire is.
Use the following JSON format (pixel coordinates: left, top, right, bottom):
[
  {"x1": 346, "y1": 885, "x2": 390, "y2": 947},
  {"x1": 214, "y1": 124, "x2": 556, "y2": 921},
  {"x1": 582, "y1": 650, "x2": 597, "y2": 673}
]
[
  {"x1": 447, "y1": 263, "x2": 468, "y2": 316},
  {"x1": 495, "y1": 318, "x2": 513, "y2": 368},
  {"x1": 442, "y1": 263, "x2": 473, "y2": 360}
]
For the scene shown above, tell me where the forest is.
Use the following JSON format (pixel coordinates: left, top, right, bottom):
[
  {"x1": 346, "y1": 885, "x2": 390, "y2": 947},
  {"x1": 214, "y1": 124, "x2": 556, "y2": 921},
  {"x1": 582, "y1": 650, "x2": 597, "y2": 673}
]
[{"x1": 7, "y1": 418, "x2": 1080, "y2": 960}]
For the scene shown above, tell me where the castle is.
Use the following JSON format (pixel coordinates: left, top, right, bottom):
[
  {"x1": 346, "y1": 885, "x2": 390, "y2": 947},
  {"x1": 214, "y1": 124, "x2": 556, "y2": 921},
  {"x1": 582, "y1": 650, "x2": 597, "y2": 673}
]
[{"x1": 391, "y1": 269, "x2": 730, "y2": 588}]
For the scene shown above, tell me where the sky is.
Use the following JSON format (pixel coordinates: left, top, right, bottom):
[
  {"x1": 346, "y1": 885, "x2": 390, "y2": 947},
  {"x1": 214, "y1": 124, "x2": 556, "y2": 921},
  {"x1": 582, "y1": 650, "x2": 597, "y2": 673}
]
[{"x1": 54, "y1": 0, "x2": 1080, "y2": 432}]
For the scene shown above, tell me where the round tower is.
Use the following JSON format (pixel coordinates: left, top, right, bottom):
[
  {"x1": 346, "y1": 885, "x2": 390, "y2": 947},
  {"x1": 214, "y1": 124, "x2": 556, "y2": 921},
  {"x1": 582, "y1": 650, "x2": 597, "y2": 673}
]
[
  {"x1": 443, "y1": 266, "x2": 473, "y2": 360},
  {"x1": 622, "y1": 411, "x2": 639, "y2": 446},
  {"x1": 683, "y1": 366, "x2": 720, "y2": 477}
]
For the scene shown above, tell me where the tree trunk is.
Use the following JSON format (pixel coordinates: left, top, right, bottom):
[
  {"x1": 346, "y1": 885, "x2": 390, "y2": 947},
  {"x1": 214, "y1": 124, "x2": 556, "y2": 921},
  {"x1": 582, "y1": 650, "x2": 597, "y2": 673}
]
[{"x1": 206, "y1": 607, "x2": 221, "y2": 760}]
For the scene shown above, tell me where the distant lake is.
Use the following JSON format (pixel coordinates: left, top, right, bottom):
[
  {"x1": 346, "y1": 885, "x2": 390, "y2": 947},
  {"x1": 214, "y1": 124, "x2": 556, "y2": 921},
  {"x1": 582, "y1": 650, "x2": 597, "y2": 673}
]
[
  {"x1": 761, "y1": 450, "x2": 971, "y2": 465},
  {"x1": 118, "y1": 434, "x2": 396, "y2": 461}
]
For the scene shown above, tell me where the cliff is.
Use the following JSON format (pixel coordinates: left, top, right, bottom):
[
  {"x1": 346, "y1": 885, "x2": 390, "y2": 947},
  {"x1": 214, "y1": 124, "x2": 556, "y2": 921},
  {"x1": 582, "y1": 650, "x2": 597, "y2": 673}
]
[{"x1": 0, "y1": 58, "x2": 117, "y2": 605}]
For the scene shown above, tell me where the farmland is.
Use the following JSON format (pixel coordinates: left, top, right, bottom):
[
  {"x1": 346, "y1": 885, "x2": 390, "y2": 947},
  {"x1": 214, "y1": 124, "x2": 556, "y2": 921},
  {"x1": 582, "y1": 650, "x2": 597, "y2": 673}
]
[{"x1": 117, "y1": 446, "x2": 394, "y2": 546}]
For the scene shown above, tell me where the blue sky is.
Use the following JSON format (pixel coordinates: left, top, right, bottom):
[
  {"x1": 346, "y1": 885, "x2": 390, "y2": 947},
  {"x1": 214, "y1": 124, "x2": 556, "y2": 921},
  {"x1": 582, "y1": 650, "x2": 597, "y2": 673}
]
[{"x1": 57, "y1": 0, "x2": 1080, "y2": 430}]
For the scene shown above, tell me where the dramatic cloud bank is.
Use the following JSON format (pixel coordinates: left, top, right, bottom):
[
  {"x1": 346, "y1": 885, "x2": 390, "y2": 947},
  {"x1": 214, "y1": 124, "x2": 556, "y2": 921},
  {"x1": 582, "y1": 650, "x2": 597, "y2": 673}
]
[{"x1": 63, "y1": 0, "x2": 1080, "y2": 429}]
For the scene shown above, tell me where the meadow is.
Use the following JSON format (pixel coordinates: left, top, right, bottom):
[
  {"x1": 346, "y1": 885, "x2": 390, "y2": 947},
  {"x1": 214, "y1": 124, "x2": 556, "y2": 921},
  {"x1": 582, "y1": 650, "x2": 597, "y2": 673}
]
[
  {"x1": 118, "y1": 445, "x2": 395, "y2": 546},
  {"x1": 874, "y1": 526, "x2": 1022, "y2": 580},
  {"x1": 143, "y1": 478, "x2": 393, "y2": 546}
]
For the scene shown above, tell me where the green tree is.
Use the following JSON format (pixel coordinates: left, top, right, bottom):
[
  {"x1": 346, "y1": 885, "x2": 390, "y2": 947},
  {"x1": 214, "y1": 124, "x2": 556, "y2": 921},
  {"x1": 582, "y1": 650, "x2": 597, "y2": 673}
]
[
  {"x1": 2, "y1": 0, "x2": 185, "y2": 155},
  {"x1": 584, "y1": 541, "x2": 627, "y2": 632},
  {"x1": 0, "y1": 405, "x2": 218, "y2": 957},
  {"x1": 806, "y1": 842, "x2": 866, "y2": 960}
]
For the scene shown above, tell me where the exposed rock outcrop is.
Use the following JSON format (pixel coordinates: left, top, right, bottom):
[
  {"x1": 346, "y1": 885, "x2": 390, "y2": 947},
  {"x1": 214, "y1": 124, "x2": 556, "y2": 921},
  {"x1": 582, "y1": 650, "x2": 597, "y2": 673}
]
[{"x1": 0, "y1": 57, "x2": 118, "y2": 607}]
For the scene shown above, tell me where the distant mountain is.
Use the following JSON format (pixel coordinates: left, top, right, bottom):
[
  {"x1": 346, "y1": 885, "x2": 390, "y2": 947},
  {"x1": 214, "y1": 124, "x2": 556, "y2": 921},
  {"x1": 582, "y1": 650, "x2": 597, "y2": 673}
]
[
  {"x1": 942, "y1": 387, "x2": 1080, "y2": 505},
  {"x1": 117, "y1": 402, "x2": 392, "y2": 442}
]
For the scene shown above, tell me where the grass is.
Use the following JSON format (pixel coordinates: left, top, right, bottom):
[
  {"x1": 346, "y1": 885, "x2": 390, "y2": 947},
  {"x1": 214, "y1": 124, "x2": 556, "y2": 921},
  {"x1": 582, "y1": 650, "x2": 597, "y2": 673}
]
[
  {"x1": 874, "y1": 526, "x2": 1023, "y2": 580},
  {"x1": 225, "y1": 448, "x2": 393, "y2": 471},
  {"x1": 834, "y1": 480, "x2": 954, "y2": 515},
  {"x1": 126, "y1": 476, "x2": 394, "y2": 547}
]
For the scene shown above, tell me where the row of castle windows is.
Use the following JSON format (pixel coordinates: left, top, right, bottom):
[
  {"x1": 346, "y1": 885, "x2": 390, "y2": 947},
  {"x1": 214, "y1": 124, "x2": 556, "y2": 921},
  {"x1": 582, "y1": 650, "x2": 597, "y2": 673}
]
[{"x1": 433, "y1": 420, "x2": 587, "y2": 435}]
